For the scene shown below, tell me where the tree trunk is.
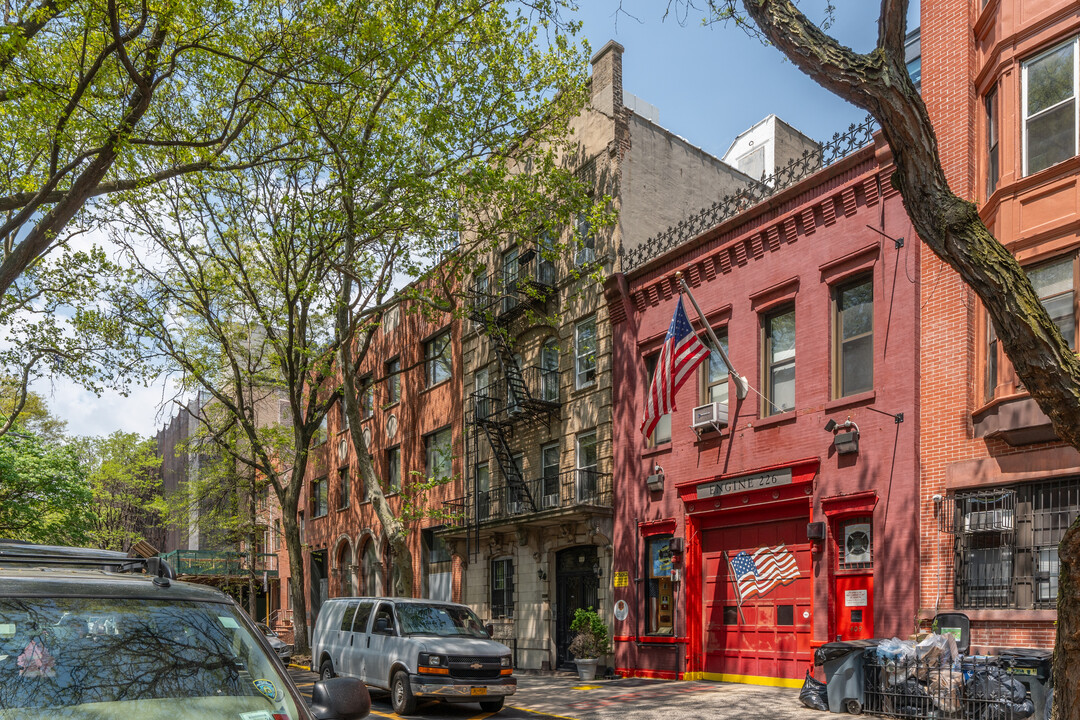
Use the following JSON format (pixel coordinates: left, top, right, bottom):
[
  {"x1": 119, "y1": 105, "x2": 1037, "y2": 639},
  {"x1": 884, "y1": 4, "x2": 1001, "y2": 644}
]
[
  {"x1": 281, "y1": 508, "x2": 309, "y2": 655},
  {"x1": 248, "y1": 469, "x2": 257, "y2": 621},
  {"x1": 1056, "y1": 517, "x2": 1080, "y2": 716}
]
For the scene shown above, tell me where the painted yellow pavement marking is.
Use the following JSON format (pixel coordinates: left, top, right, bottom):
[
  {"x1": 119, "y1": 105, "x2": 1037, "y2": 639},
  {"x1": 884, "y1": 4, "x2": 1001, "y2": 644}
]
[
  {"x1": 368, "y1": 710, "x2": 403, "y2": 720},
  {"x1": 466, "y1": 712, "x2": 495, "y2": 720},
  {"x1": 508, "y1": 705, "x2": 581, "y2": 720},
  {"x1": 571, "y1": 685, "x2": 601, "y2": 690}
]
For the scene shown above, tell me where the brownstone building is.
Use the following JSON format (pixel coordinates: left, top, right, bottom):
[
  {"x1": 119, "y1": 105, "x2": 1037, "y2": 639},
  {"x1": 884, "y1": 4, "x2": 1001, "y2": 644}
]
[{"x1": 919, "y1": 0, "x2": 1080, "y2": 650}]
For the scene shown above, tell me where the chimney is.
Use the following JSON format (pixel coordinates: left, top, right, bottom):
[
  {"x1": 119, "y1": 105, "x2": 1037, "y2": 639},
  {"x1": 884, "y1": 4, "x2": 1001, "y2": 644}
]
[{"x1": 590, "y1": 40, "x2": 624, "y2": 117}]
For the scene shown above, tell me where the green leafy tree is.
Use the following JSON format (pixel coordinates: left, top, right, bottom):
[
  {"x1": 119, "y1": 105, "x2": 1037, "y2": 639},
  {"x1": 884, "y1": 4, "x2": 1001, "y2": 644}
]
[
  {"x1": 0, "y1": 427, "x2": 92, "y2": 543},
  {"x1": 77, "y1": 431, "x2": 164, "y2": 553},
  {"x1": 112, "y1": 0, "x2": 595, "y2": 654}
]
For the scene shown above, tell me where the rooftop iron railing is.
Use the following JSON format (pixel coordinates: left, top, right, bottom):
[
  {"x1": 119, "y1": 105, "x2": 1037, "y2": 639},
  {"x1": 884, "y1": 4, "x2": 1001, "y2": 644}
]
[{"x1": 446, "y1": 469, "x2": 611, "y2": 527}]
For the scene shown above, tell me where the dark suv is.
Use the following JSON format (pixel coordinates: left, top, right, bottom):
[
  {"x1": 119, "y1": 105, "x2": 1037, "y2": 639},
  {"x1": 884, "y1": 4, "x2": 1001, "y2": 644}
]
[{"x1": 0, "y1": 541, "x2": 369, "y2": 720}]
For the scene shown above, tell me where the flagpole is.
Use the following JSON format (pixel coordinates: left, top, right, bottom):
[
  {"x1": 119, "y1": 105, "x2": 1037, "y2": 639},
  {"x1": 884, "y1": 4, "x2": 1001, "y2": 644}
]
[
  {"x1": 722, "y1": 550, "x2": 747, "y2": 624},
  {"x1": 674, "y1": 271, "x2": 750, "y2": 400}
]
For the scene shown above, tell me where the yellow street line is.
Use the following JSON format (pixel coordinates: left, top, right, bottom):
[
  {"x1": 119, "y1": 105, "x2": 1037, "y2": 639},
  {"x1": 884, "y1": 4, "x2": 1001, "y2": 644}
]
[
  {"x1": 508, "y1": 704, "x2": 581, "y2": 720},
  {"x1": 368, "y1": 710, "x2": 403, "y2": 720},
  {"x1": 289, "y1": 664, "x2": 312, "y2": 671},
  {"x1": 466, "y1": 712, "x2": 495, "y2": 720}
]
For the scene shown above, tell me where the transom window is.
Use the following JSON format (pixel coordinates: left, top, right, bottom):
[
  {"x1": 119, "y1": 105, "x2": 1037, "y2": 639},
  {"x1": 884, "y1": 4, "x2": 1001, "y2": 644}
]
[
  {"x1": 763, "y1": 305, "x2": 795, "y2": 415},
  {"x1": 1023, "y1": 38, "x2": 1079, "y2": 176},
  {"x1": 833, "y1": 278, "x2": 874, "y2": 398}
]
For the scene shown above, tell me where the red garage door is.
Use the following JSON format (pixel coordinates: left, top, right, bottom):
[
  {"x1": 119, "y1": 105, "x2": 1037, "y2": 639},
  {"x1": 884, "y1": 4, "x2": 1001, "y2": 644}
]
[{"x1": 702, "y1": 518, "x2": 812, "y2": 685}]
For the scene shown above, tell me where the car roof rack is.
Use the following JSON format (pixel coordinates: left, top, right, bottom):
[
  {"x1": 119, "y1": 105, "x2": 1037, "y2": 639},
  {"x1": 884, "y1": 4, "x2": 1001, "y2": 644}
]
[{"x1": 0, "y1": 541, "x2": 176, "y2": 579}]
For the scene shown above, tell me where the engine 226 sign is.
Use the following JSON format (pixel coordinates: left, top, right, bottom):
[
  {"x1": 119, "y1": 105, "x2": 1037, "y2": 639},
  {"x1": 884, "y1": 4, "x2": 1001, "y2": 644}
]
[{"x1": 696, "y1": 468, "x2": 793, "y2": 499}]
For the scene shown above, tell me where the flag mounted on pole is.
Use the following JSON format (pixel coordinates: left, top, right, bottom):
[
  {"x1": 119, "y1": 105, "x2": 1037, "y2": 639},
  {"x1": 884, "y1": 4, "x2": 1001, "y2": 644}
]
[{"x1": 640, "y1": 296, "x2": 711, "y2": 438}]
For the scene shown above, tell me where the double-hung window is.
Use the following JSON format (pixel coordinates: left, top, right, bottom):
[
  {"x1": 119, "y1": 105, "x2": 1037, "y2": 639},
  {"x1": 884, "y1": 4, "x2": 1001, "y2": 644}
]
[
  {"x1": 575, "y1": 316, "x2": 597, "y2": 388},
  {"x1": 644, "y1": 354, "x2": 671, "y2": 445},
  {"x1": 576, "y1": 431, "x2": 598, "y2": 502},
  {"x1": 701, "y1": 331, "x2": 729, "y2": 406},
  {"x1": 1028, "y1": 255, "x2": 1076, "y2": 350},
  {"x1": 425, "y1": 330, "x2": 452, "y2": 387},
  {"x1": 386, "y1": 358, "x2": 400, "y2": 405},
  {"x1": 386, "y1": 447, "x2": 401, "y2": 493},
  {"x1": 425, "y1": 428, "x2": 453, "y2": 483},
  {"x1": 833, "y1": 278, "x2": 874, "y2": 398},
  {"x1": 985, "y1": 87, "x2": 999, "y2": 197},
  {"x1": 338, "y1": 468, "x2": 350, "y2": 510},
  {"x1": 491, "y1": 558, "x2": 514, "y2": 619},
  {"x1": 763, "y1": 305, "x2": 796, "y2": 415},
  {"x1": 1023, "y1": 38, "x2": 1079, "y2": 176},
  {"x1": 954, "y1": 478, "x2": 1080, "y2": 610},
  {"x1": 312, "y1": 477, "x2": 328, "y2": 518},
  {"x1": 360, "y1": 375, "x2": 374, "y2": 419}
]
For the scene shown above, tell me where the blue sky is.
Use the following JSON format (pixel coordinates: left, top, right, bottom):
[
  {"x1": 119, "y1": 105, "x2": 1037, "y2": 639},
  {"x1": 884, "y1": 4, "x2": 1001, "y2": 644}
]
[
  {"x1": 43, "y1": 1, "x2": 919, "y2": 439},
  {"x1": 572, "y1": 1, "x2": 917, "y2": 159}
]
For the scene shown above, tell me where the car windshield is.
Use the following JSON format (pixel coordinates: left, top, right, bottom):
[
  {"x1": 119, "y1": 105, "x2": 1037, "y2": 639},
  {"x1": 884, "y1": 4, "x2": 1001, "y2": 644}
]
[
  {"x1": 0, "y1": 597, "x2": 304, "y2": 719},
  {"x1": 396, "y1": 604, "x2": 489, "y2": 638},
  {"x1": 257, "y1": 623, "x2": 275, "y2": 637}
]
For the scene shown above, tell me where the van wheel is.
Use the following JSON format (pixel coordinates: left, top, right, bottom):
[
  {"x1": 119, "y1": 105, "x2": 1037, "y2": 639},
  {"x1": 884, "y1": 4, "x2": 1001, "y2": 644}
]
[
  {"x1": 480, "y1": 698, "x2": 505, "y2": 713},
  {"x1": 319, "y1": 660, "x2": 335, "y2": 681},
  {"x1": 392, "y1": 670, "x2": 418, "y2": 715}
]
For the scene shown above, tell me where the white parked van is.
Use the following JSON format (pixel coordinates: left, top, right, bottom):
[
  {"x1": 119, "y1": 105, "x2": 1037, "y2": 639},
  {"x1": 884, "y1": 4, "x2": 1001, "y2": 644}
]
[{"x1": 311, "y1": 597, "x2": 515, "y2": 715}]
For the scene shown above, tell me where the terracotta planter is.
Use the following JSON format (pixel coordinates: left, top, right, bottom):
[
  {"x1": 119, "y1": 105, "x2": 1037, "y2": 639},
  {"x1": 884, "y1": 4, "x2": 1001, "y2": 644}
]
[{"x1": 574, "y1": 658, "x2": 599, "y2": 681}]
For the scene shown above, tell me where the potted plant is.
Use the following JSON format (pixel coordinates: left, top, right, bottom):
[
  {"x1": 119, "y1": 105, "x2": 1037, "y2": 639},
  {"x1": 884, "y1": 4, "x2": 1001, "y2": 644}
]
[{"x1": 568, "y1": 607, "x2": 611, "y2": 680}]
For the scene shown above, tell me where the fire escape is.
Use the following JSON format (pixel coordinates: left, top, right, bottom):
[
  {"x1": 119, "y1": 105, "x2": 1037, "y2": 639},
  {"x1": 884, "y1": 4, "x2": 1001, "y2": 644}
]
[{"x1": 463, "y1": 245, "x2": 560, "y2": 554}]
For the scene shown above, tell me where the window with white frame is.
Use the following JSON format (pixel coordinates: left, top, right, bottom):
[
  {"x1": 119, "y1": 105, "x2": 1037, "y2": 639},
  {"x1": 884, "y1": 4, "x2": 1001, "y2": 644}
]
[
  {"x1": 576, "y1": 431, "x2": 598, "y2": 502},
  {"x1": 541, "y1": 442, "x2": 560, "y2": 504},
  {"x1": 1023, "y1": 38, "x2": 1078, "y2": 176},
  {"x1": 575, "y1": 316, "x2": 597, "y2": 388},
  {"x1": 575, "y1": 212, "x2": 595, "y2": 266}
]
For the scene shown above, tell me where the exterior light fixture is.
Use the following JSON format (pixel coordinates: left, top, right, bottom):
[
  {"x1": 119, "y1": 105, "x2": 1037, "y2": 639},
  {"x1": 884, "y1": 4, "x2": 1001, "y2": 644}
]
[
  {"x1": 825, "y1": 417, "x2": 860, "y2": 454},
  {"x1": 537, "y1": 568, "x2": 547, "y2": 581},
  {"x1": 646, "y1": 464, "x2": 665, "y2": 493},
  {"x1": 592, "y1": 561, "x2": 602, "y2": 578}
]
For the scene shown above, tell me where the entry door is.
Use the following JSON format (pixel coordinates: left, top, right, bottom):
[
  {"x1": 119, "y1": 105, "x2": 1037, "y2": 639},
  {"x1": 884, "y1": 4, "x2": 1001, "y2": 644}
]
[
  {"x1": 555, "y1": 546, "x2": 599, "y2": 668},
  {"x1": 702, "y1": 518, "x2": 812, "y2": 682}
]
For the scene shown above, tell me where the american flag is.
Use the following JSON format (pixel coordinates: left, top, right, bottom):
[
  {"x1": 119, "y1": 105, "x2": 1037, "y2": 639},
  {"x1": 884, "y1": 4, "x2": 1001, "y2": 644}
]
[
  {"x1": 730, "y1": 545, "x2": 800, "y2": 601},
  {"x1": 640, "y1": 296, "x2": 710, "y2": 437}
]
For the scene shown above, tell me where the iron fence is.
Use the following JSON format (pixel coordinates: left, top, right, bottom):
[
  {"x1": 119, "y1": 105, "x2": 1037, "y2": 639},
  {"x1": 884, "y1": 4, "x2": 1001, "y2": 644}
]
[
  {"x1": 863, "y1": 652, "x2": 1042, "y2": 719},
  {"x1": 620, "y1": 114, "x2": 879, "y2": 272},
  {"x1": 446, "y1": 469, "x2": 612, "y2": 527}
]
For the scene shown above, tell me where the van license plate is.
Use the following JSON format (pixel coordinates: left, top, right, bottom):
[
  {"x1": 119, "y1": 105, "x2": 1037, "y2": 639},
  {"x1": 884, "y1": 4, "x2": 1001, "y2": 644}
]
[{"x1": 471, "y1": 687, "x2": 487, "y2": 696}]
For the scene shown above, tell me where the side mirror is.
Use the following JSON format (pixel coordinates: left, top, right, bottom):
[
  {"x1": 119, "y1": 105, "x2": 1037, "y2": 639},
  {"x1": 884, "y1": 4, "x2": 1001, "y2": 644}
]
[
  {"x1": 374, "y1": 617, "x2": 390, "y2": 634},
  {"x1": 310, "y1": 677, "x2": 371, "y2": 720},
  {"x1": 485, "y1": 623, "x2": 494, "y2": 638}
]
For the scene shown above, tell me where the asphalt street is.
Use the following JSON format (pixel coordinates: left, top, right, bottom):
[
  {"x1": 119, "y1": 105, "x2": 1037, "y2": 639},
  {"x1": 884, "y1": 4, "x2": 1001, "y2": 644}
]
[{"x1": 287, "y1": 666, "x2": 830, "y2": 720}]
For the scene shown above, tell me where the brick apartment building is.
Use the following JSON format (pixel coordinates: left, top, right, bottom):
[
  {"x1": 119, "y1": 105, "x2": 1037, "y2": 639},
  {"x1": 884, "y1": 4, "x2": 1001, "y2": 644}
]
[
  {"x1": 918, "y1": 0, "x2": 1080, "y2": 649},
  {"x1": 440, "y1": 40, "x2": 764, "y2": 672},
  {"x1": 286, "y1": 284, "x2": 464, "y2": 636},
  {"x1": 608, "y1": 123, "x2": 921, "y2": 685}
]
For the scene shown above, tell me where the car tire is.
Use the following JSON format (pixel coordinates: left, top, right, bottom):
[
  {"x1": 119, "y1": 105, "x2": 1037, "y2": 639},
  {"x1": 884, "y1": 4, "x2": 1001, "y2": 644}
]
[
  {"x1": 480, "y1": 698, "x2": 505, "y2": 713},
  {"x1": 319, "y1": 659, "x2": 335, "y2": 681},
  {"x1": 392, "y1": 670, "x2": 418, "y2": 715}
]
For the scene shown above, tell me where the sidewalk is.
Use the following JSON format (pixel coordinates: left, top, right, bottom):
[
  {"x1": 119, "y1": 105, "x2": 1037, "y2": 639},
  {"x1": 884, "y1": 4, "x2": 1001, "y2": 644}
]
[{"x1": 509, "y1": 673, "x2": 828, "y2": 720}]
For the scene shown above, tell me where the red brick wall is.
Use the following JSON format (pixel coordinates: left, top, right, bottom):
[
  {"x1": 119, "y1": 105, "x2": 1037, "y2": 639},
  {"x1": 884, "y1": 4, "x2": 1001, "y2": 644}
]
[{"x1": 609, "y1": 144, "x2": 921, "y2": 678}]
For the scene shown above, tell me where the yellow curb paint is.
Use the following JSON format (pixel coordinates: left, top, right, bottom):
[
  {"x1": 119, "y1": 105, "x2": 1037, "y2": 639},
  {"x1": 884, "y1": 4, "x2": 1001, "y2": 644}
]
[
  {"x1": 690, "y1": 671, "x2": 803, "y2": 688},
  {"x1": 571, "y1": 685, "x2": 601, "y2": 690},
  {"x1": 289, "y1": 664, "x2": 312, "y2": 671},
  {"x1": 509, "y1": 704, "x2": 582, "y2": 720}
]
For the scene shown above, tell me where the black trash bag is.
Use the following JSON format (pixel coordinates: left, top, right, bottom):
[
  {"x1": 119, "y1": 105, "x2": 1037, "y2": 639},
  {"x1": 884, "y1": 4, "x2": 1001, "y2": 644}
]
[
  {"x1": 799, "y1": 670, "x2": 829, "y2": 711},
  {"x1": 1042, "y1": 687, "x2": 1052, "y2": 720},
  {"x1": 964, "y1": 667, "x2": 1035, "y2": 720},
  {"x1": 885, "y1": 677, "x2": 933, "y2": 718}
]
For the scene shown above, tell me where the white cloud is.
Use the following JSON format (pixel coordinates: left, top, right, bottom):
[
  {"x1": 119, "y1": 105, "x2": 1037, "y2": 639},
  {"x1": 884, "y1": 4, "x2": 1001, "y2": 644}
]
[{"x1": 32, "y1": 374, "x2": 183, "y2": 440}]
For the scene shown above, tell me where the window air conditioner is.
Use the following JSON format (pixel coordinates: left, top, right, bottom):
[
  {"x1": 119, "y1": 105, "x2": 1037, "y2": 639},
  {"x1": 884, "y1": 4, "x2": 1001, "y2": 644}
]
[
  {"x1": 963, "y1": 508, "x2": 1015, "y2": 533},
  {"x1": 691, "y1": 402, "x2": 728, "y2": 434},
  {"x1": 542, "y1": 494, "x2": 559, "y2": 509},
  {"x1": 508, "y1": 501, "x2": 525, "y2": 515}
]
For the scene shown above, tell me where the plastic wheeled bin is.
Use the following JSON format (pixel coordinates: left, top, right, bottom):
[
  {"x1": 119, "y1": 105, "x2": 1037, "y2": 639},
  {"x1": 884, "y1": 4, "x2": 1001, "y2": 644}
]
[
  {"x1": 996, "y1": 647, "x2": 1052, "y2": 720},
  {"x1": 814, "y1": 639, "x2": 881, "y2": 714}
]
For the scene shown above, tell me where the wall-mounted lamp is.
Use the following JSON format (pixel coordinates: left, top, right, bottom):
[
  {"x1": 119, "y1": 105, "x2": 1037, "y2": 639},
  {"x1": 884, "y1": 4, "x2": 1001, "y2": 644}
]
[
  {"x1": 824, "y1": 417, "x2": 860, "y2": 455},
  {"x1": 646, "y1": 464, "x2": 665, "y2": 493},
  {"x1": 592, "y1": 561, "x2": 603, "y2": 578},
  {"x1": 537, "y1": 568, "x2": 547, "y2": 581}
]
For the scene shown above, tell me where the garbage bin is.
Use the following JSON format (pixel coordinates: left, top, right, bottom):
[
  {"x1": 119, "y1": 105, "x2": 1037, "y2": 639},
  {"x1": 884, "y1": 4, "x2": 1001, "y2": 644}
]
[
  {"x1": 815, "y1": 639, "x2": 880, "y2": 714},
  {"x1": 996, "y1": 648, "x2": 1052, "y2": 720}
]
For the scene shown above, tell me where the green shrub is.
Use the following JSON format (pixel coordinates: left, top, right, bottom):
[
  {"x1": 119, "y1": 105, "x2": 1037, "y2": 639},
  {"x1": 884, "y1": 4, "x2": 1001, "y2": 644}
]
[{"x1": 567, "y1": 607, "x2": 610, "y2": 659}]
